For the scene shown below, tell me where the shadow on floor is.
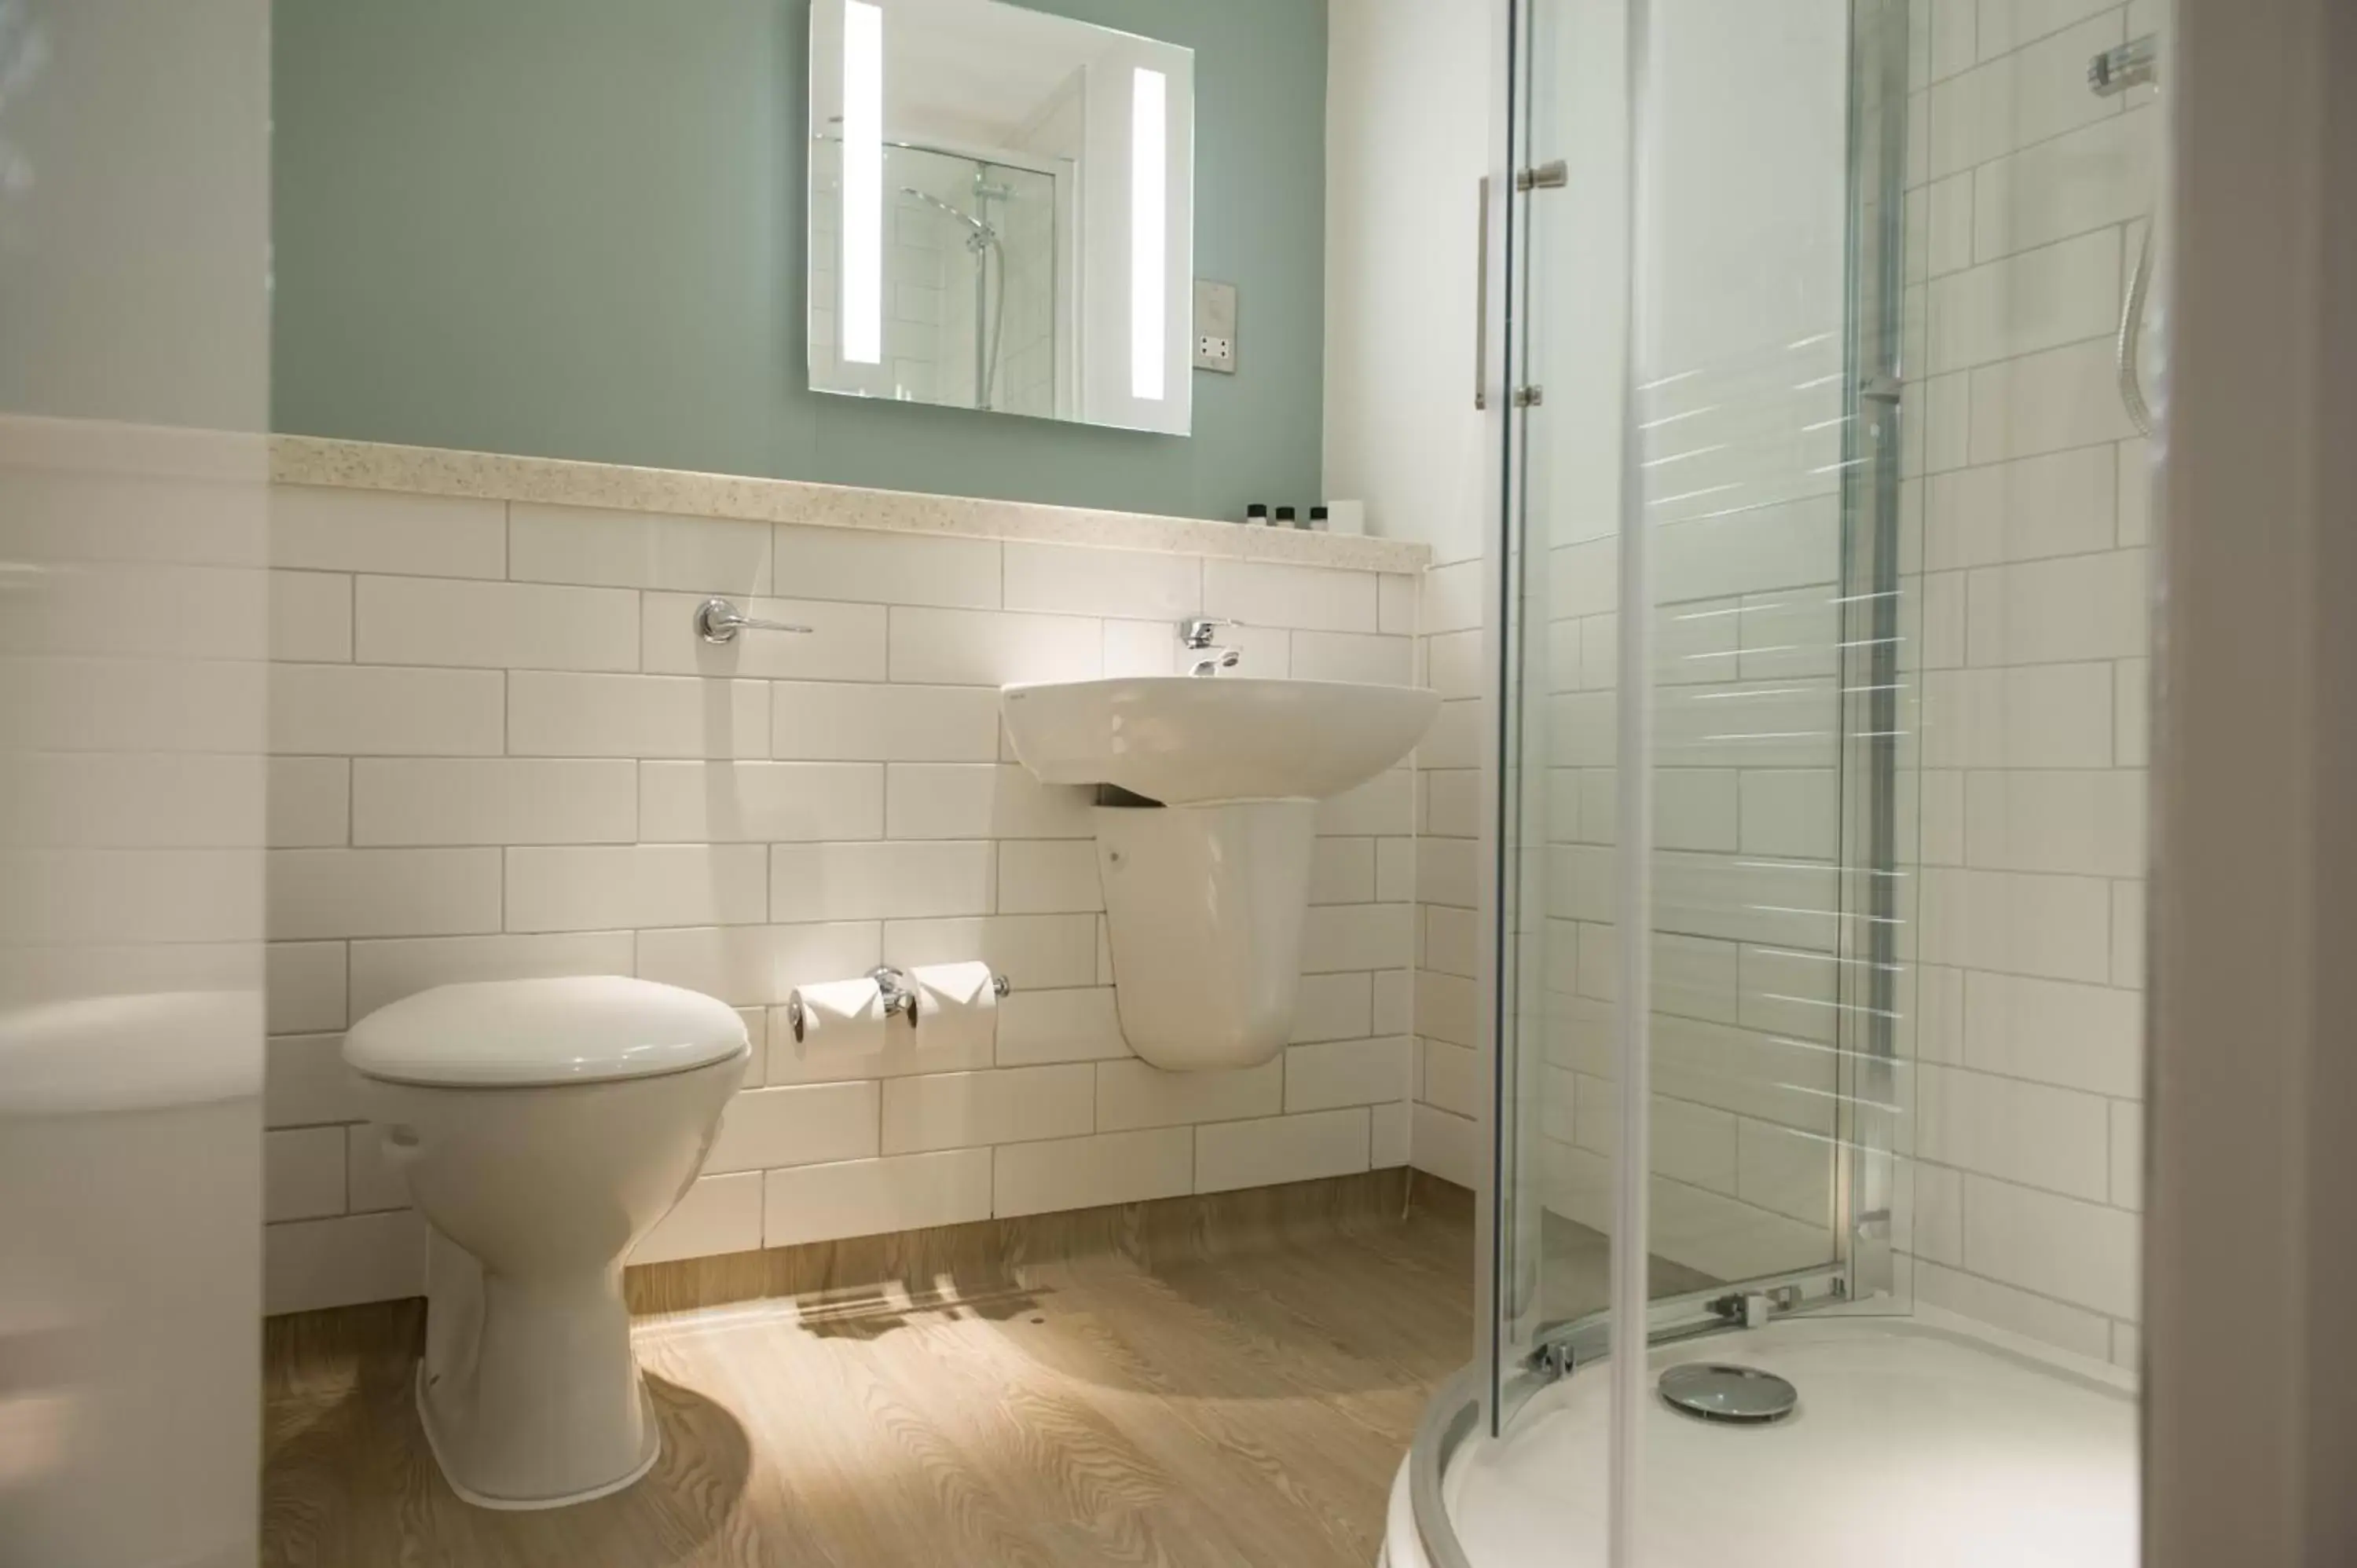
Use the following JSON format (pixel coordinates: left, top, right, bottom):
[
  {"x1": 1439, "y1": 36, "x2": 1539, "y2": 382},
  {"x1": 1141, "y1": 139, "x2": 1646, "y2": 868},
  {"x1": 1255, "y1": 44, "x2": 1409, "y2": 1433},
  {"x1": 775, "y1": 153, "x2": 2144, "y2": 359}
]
[{"x1": 263, "y1": 1302, "x2": 751, "y2": 1567}]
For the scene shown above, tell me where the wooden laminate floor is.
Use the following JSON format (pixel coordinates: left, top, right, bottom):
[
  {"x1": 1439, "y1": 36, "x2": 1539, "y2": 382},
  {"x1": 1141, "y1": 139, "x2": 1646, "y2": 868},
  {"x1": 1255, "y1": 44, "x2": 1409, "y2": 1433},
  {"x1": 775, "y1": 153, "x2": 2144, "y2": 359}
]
[{"x1": 262, "y1": 1179, "x2": 1478, "y2": 1568}]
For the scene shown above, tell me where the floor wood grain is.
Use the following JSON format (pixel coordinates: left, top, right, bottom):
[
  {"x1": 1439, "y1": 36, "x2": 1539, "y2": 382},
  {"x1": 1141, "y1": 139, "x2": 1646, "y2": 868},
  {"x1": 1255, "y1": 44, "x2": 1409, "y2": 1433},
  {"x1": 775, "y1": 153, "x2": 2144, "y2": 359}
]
[{"x1": 262, "y1": 1172, "x2": 1477, "y2": 1568}]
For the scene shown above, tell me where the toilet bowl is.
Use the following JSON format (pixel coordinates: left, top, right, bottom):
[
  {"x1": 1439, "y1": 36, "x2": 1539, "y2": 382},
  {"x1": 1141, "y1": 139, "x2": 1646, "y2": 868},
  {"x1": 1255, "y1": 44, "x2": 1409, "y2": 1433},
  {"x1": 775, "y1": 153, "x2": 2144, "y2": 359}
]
[{"x1": 343, "y1": 975, "x2": 749, "y2": 1510}]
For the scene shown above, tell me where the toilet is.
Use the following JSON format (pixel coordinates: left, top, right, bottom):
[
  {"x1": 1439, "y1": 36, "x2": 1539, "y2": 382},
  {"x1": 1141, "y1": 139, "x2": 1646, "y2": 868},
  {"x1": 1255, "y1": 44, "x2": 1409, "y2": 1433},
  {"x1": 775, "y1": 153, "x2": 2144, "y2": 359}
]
[{"x1": 342, "y1": 975, "x2": 749, "y2": 1510}]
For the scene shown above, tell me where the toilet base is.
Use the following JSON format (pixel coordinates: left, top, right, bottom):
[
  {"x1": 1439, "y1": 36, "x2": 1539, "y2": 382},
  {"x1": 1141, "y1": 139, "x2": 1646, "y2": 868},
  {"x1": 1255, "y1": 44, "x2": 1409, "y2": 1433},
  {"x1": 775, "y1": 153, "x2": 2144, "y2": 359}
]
[
  {"x1": 414, "y1": 1361, "x2": 662, "y2": 1511},
  {"x1": 412, "y1": 1226, "x2": 662, "y2": 1509}
]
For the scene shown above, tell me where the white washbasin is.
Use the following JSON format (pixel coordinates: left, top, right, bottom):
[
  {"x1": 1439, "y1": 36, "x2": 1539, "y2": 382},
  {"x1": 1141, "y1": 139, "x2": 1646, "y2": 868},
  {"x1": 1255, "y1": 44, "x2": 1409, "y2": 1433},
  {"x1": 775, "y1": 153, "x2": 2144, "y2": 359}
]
[{"x1": 999, "y1": 676, "x2": 1441, "y2": 804}]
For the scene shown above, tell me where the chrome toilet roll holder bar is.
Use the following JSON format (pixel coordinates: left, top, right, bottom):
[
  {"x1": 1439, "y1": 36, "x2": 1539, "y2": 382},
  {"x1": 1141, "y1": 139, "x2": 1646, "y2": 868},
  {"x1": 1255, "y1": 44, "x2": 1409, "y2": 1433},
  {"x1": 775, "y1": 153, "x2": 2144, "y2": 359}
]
[{"x1": 786, "y1": 965, "x2": 1013, "y2": 1042}]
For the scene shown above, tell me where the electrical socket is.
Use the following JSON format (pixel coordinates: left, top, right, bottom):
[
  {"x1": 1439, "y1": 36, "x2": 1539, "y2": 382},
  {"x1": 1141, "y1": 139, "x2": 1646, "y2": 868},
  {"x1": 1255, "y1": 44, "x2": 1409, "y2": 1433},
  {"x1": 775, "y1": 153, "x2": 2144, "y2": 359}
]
[{"x1": 1193, "y1": 279, "x2": 1237, "y2": 373}]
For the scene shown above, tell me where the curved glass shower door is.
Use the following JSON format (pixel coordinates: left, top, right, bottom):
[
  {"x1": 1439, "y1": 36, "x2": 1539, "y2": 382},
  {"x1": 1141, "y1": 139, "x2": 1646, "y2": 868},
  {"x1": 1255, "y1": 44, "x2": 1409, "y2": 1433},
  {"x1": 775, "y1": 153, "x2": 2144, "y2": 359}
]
[
  {"x1": 1432, "y1": 0, "x2": 2155, "y2": 1562},
  {"x1": 1497, "y1": 0, "x2": 1906, "y2": 1420}
]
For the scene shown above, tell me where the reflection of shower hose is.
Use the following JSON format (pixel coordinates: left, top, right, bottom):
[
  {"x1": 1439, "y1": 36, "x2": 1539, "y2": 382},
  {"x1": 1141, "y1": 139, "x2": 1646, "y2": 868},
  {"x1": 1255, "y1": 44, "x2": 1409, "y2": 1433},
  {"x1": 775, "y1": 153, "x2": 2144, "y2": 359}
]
[
  {"x1": 2117, "y1": 215, "x2": 2156, "y2": 436},
  {"x1": 979, "y1": 236, "x2": 1006, "y2": 412}
]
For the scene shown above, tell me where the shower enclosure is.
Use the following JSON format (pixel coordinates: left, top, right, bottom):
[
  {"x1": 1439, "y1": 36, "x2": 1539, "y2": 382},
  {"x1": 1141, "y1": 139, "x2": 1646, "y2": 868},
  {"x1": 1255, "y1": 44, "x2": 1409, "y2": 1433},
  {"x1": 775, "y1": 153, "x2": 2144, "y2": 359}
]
[{"x1": 1392, "y1": 1, "x2": 2160, "y2": 1562}]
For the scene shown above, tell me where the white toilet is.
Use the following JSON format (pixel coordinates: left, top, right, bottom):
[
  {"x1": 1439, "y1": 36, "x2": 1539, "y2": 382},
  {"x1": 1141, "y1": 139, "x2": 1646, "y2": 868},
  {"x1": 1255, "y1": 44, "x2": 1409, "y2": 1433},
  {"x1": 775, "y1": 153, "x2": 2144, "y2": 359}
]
[{"x1": 343, "y1": 975, "x2": 749, "y2": 1510}]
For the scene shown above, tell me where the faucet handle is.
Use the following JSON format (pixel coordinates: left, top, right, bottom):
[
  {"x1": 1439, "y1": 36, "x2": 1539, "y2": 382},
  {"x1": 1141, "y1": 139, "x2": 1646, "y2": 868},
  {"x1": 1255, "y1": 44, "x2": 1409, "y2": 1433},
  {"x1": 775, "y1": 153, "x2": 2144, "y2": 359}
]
[
  {"x1": 1178, "y1": 615, "x2": 1240, "y2": 649},
  {"x1": 697, "y1": 597, "x2": 815, "y2": 645}
]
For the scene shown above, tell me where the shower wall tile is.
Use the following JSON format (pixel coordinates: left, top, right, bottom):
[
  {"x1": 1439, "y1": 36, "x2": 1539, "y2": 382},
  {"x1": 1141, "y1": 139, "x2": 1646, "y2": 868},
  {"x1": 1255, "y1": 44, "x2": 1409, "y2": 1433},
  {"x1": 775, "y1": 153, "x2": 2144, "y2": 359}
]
[
  {"x1": 1912, "y1": 1258, "x2": 2113, "y2": 1361},
  {"x1": 1925, "y1": 13, "x2": 2122, "y2": 180},
  {"x1": 1898, "y1": 5, "x2": 2154, "y2": 1361},
  {"x1": 1961, "y1": 1172, "x2": 2140, "y2": 1319},
  {"x1": 1924, "y1": 445, "x2": 2120, "y2": 570},
  {"x1": 1916, "y1": 1063, "x2": 2112, "y2": 1200},
  {"x1": 1971, "y1": 107, "x2": 2155, "y2": 264},
  {"x1": 1963, "y1": 549, "x2": 2149, "y2": 666},
  {"x1": 1961, "y1": 971, "x2": 2143, "y2": 1098},
  {"x1": 1961, "y1": 768, "x2": 2146, "y2": 877},
  {"x1": 263, "y1": 476, "x2": 1422, "y2": 1309}
]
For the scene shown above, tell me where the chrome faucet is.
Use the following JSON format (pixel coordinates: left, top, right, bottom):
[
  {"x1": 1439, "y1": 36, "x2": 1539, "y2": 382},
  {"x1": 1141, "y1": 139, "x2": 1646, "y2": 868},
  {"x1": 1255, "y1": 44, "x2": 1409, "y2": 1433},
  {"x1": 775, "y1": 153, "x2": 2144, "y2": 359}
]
[{"x1": 1178, "y1": 616, "x2": 1241, "y2": 678}]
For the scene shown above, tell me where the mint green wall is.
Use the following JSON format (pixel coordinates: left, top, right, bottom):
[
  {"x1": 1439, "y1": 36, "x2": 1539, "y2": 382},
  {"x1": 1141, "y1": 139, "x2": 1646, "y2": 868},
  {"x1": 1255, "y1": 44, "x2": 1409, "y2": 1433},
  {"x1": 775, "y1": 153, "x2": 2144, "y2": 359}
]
[{"x1": 270, "y1": 0, "x2": 1325, "y2": 522}]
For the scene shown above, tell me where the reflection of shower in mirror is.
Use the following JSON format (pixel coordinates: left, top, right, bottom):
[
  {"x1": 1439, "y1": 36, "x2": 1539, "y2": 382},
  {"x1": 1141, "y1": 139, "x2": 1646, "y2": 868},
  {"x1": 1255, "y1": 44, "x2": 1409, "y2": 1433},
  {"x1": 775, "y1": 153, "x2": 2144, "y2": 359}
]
[{"x1": 899, "y1": 176, "x2": 1009, "y2": 412}]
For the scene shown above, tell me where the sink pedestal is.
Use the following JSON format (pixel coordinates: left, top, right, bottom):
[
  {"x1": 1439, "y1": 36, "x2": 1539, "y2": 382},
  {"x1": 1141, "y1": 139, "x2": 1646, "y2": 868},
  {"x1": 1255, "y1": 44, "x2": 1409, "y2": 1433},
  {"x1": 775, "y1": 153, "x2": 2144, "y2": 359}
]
[{"x1": 1094, "y1": 800, "x2": 1314, "y2": 1072}]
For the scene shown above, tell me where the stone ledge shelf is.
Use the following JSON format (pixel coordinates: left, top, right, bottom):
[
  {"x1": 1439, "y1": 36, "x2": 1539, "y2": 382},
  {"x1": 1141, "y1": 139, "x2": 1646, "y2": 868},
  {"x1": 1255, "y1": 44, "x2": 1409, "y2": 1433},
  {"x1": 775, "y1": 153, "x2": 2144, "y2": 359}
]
[{"x1": 270, "y1": 435, "x2": 1431, "y2": 575}]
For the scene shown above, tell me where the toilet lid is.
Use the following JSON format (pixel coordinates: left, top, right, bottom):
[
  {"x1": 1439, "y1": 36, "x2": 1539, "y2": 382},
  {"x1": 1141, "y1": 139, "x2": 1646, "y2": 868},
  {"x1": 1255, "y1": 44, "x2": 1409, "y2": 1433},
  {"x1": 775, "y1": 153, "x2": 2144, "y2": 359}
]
[{"x1": 343, "y1": 976, "x2": 748, "y2": 1088}]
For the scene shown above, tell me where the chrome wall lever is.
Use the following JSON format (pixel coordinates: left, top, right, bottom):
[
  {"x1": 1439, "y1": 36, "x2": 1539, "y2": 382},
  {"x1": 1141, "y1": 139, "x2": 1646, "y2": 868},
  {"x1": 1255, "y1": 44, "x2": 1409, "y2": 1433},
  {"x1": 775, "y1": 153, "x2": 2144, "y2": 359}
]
[{"x1": 695, "y1": 596, "x2": 814, "y2": 644}]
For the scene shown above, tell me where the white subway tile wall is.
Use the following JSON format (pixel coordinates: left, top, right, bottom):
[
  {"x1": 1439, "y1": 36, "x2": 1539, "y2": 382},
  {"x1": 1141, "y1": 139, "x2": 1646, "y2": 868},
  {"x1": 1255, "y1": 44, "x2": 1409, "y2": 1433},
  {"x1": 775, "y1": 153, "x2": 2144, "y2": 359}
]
[
  {"x1": 1898, "y1": 0, "x2": 2151, "y2": 1362},
  {"x1": 1408, "y1": 549, "x2": 1483, "y2": 1193},
  {"x1": 262, "y1": 487, "x2": 1424, "y2": 1313}
]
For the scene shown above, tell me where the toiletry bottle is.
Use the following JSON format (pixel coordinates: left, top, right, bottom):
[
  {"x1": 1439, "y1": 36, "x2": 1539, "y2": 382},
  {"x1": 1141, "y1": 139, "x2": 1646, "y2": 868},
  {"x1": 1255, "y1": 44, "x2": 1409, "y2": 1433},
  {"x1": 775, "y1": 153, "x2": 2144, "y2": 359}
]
[
  {"x1": 1244, "y1": 503, "x2": 1270, "y2": 526},
  {"x1": 1274, "y1": 505, "x2": 1297, "y2": 529},
  {"x1": 1308, "y1": 505, "x2": 1330, "y2": 532}
]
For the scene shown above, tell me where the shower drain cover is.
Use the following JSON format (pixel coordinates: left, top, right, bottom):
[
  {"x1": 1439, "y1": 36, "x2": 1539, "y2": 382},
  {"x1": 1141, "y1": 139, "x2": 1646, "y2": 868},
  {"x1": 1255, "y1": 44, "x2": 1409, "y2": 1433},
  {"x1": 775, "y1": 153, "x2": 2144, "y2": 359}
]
[{"x1": 1657, "y1": 1362, "x2": 1799, "y2": 1424}]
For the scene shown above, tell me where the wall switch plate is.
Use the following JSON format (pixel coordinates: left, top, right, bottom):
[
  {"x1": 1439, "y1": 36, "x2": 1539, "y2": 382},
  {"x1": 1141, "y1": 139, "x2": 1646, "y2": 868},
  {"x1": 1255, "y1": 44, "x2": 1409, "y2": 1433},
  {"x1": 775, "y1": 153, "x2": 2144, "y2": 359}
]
[{"x1": 1193, "y1": 278, "x2": 1237, "y2": 373}]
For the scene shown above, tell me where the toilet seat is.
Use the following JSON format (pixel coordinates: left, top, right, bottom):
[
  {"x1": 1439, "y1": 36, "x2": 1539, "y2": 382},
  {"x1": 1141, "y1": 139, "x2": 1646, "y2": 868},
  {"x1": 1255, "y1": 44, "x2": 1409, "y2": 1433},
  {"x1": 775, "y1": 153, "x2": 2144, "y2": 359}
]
[{"x1": 345, "y1": 975, "x2": 746, "y2": 1088}]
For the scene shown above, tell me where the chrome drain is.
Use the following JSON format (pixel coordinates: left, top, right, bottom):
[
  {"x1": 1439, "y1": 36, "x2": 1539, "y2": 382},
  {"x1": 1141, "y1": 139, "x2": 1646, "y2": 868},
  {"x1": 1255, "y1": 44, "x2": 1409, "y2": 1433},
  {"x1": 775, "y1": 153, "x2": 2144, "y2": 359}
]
[{"x1": 1658, "y1": 1362, "x2": 1798, "y2": 1424}]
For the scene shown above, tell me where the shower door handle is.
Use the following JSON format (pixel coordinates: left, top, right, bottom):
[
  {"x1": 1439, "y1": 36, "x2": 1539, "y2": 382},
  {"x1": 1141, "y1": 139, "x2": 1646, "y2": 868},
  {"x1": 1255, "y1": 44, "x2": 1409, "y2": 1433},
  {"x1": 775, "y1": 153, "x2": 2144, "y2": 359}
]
[{"x1": 1474, "y1": 175, "x2": 1490, "y2": 411}]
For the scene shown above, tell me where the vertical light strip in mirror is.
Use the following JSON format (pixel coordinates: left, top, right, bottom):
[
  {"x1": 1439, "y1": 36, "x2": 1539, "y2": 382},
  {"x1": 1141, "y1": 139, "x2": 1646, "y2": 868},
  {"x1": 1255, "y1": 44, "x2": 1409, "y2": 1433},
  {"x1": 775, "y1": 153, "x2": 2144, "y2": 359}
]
[
  {"x1": 1130, "y1": 65, "x2": 1168, "y2": 400},
  {"x1": 841, "y1": 0, "x2": 884, "y2": 365}
]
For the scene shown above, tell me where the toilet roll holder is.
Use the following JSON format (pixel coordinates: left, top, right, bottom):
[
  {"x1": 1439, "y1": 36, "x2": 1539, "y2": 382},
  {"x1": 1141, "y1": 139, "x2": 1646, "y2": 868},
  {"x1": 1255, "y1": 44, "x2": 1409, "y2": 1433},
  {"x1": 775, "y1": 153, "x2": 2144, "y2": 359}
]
[{"x1": 786, "y1": 965, "x2": 1012, "y2": 1042}]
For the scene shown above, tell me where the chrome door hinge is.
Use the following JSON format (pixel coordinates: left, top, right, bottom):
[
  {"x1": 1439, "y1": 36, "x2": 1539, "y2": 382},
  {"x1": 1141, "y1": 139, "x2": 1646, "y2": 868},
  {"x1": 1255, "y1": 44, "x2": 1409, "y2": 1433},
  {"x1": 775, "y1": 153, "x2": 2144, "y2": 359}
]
[
  {"x1": 1859, "y1": 373, "x2": 1904, "y2": 404},
  {"x1": 1516, "y1": 160, "x2": 1568, "y2": 192},
  {"x1": 1512, "y1": 385, "x2": 1545, "y2": 408}
]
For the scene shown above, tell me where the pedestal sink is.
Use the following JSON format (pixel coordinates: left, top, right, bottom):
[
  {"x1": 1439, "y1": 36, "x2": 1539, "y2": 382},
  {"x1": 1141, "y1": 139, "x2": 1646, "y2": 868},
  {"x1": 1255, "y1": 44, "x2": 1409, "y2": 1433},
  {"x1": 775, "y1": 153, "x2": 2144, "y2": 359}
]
[{"x1": 1001, "y1": 677, "x2": 1440, "y2": 1071}]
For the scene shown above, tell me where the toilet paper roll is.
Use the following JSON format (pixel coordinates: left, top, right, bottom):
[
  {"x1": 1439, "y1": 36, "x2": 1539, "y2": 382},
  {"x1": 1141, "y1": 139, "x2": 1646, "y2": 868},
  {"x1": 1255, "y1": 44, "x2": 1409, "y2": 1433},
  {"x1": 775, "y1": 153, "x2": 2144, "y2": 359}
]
[
  {"x1": 787, "y1": 976, "x2": 887, "y2": 1051},
  {"x1": 908, "y1": 961, "x2": 999, "y2": 1057}
]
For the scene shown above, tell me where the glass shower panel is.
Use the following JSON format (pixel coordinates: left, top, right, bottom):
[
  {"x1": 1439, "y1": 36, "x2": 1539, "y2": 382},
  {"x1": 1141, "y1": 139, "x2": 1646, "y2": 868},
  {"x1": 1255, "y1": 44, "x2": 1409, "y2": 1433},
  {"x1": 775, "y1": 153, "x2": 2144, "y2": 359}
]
[
  {"x1": 1494, "y1": 0, "x2": 1637, "y2": 1426},
  {"x1": 1622, "y1": 0, "x2": 1860, "y2": 1302},
  {"x1": 1505, "y1": 0, "x2": 1886, "y2": 1393}
]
